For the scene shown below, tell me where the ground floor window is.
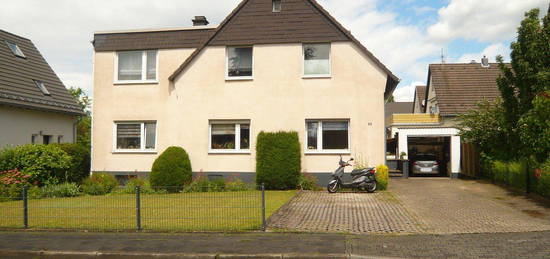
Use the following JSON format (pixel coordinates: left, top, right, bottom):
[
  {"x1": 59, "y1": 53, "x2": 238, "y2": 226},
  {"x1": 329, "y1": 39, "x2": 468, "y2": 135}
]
[
  {"x1": 114, "y1": 121, "x2": 156, "y2": 151},
  {"x1": 209, "y1": 121, "x2": 250, "y2": 152},
  {"x1": 306, "y1": 120, "x2": 349, "y2": 151},
  {"x1": 43, "y1": 135, "x2": 52, "y2": 145}
]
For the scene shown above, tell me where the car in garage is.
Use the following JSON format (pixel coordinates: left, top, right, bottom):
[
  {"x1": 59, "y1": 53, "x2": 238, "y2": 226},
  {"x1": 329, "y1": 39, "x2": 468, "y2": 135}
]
[{"x1": 411, "y1": 154, "x2": 440, "y2": 175}]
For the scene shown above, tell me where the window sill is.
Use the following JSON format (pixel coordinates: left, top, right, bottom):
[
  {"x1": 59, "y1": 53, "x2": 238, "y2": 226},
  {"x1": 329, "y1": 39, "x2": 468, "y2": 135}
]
[
  {"x1": 112, "y1": 150, "x2": 157, "y2": 154},
  {"x1": 305, "y1": 150, "x2": 351, "y2": 155},
  {"x1": 302, "y1": 75, "x2": 332, "y2": 79},
  {"x1": 114, "y1": 80, "x2": 159, "y2": 85},
  {"x1": 208, "y1": 150, "x2": 251, "y2": 154},
  {"x1": 225, "y1": 77, "x2": 253, "y2": 81}
]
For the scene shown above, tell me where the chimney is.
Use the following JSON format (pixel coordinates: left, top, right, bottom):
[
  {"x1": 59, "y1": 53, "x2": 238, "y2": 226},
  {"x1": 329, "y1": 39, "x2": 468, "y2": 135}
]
[
  {"x1": 192, "y1": 16, "x2": 209, "y2": 26},
  {"x1": 481, "y1": 55, "x2": 489, "y2": 67}
]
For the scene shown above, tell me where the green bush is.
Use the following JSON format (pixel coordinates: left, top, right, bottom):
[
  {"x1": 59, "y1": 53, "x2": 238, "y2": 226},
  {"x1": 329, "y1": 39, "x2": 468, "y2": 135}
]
[
  {"x1": 256, "y1": 131, "x2": 301, "y2": 190},
  {"x1": 536, "y1": 160, "x2": 550, "y2": 197},
  {"x1": 185, "y1": 176, "x2": 225, "y2": 192},
  {"x1": 40, "y1": 183, "x2": 81, "y2": 198},
  {"x1": 150, "y1": 146, "x2": 192, "y2": 192},
  {"x1": 507, "y1": 161, "x2": 525, "y2": 189},
  {"x1": 0, "y1": 144, "x2": 71, "y2": 185},
  {"x1": 114, "y1": 178, "x2": 158, "y2": 194},
  {"x1": 225, "y1": 178, "x2": 250, "y2": 192},
  {"x1": 376, "y1": 165, "x2": 389, "y2": 191},
  {"x1": 298, "y1": 173, "x2": 320, "y2": 191},
  {"x1": 492, "y1": 161, "x2": 509, "y2": 184},
  {"x1": 53, "y1": 143, "x2": 90, "y2": 183},
  {"x1": 81, "y1": 173, "x2": 118, "y2": 195}
]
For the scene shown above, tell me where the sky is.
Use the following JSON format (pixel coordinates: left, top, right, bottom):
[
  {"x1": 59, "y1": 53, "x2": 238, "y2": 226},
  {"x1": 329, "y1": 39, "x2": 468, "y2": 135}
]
[{"x1": 1, "y1": 0, "x2": 548, "y2": 102}]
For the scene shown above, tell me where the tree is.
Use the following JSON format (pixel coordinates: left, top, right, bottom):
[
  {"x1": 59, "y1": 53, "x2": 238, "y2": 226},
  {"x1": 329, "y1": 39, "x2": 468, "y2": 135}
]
[
  {"x1": 496, "y1": 8, "x2": 550, "y2": 159},
  {"x1": 386, "y1": 95, "x2": 395, "y2": 103},
  {"x1": 68, "y1": 87, "x2": 92, "y2": 148}
]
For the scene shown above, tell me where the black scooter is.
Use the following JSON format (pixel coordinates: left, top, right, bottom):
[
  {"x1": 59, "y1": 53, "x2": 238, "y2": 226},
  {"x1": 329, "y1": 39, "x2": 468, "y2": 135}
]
[{"x1": 327, "y1": 157, "x2": 377, "y2": 193}]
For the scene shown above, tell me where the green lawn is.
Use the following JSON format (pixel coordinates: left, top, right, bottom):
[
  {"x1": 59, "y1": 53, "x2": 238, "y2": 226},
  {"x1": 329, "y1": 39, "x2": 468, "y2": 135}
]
[{"x1": 0, "y1": 190, "x2": 296, "y2": 231}]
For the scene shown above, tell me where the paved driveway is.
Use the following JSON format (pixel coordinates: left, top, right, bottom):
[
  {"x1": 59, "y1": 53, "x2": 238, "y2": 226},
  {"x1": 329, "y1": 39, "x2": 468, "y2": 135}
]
[{"x1": 268, "y1": 178, "x2": 550, "y2": 234}]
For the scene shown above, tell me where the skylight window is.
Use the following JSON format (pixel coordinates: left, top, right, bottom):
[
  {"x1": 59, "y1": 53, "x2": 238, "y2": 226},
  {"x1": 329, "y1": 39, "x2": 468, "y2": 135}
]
[
  {"x1": 272, "y1": 0, "x2": 282, "y2": 12},
  {"x1": 5, "y1": 41, "x2": 25, "y2": 58},
  {"x1": 33, "y1": 80, "x2": 51, "y2": 96}
]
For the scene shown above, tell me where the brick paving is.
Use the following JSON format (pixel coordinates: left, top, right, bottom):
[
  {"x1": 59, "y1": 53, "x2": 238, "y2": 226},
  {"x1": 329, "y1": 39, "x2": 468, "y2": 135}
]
[
  {"x1": 391, "y1": 178, "x2": 550, "y2": 234},
  {"x1": 268, "y1": 191, "x2": 426, "y2": 234},
  {"x1": 268, "y1": 178, "x2": 550, "y2": 235}
]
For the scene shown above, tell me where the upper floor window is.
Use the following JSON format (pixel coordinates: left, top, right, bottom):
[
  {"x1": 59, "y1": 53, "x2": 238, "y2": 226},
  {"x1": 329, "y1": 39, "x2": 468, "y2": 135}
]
[
  {"x1": 115, "y1": 121, "x2": 157, "y2": 152},
  {"x1": 227, "y1": 46, "x2": 253, "y2": 80},
  {"x1": 272, "y1": 0, "x2": 282, "y2": 12},
  {"x1": 306, "y1": 120, "x2": 349, "y2": 153},
  {"x1": 303, "y1": 43, "x2": 331, "y2": 77},
  {"x1": 5, "y1": 41, "x2": 25, "y2": 58},
  {"x1": 33, "y1": 80, "x2": 51, "y2": 96},
  {"x1": 209, "y1": 121, "x2": 250, "y2": 153},
  {"x1": 116, "y1": 50, "x2": 157, "y2": 83}
]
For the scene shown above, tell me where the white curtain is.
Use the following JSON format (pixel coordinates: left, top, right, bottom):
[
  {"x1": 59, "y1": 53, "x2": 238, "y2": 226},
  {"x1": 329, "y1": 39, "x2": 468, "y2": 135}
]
[{"x1": 118, "y1": 52, "x2": 142, "y2": 80}]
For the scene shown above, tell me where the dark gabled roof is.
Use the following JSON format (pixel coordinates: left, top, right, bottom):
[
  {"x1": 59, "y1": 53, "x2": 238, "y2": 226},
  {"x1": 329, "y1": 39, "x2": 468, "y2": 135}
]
[
  {"x1": 385, "y1": 102, "x2": 413, "y2": 126},
  {"x1": 0, "y1": 30, "x2": 83, "y2": 115},
  {"x1": 93, "y1": 28, "x2": 215, "y2": 52},
  {"x1": 427, "y1": 63, "x2": 504, "y2": 116},
  {"x1": 169, "y1": 0, "x2": 399, "y2": 95},
  {"x1": 413, "y1": 85, "x2": 426, "y2": 113}
]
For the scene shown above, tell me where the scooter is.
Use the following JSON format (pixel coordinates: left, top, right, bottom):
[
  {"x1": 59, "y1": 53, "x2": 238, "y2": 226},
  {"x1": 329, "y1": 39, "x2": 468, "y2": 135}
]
[{"x1": 327, "y1": 157, "x2": 377, "y2": 193}]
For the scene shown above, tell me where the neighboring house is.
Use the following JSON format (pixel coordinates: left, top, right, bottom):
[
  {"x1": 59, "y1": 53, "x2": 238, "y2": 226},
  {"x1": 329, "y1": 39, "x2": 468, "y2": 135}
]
[
  {"x1": 384, "y1": 101, "x2": 412, "y2": 159},
  {"x1": 91, "y1": 0, "x2": 399, "y2": 183},
  {"x1": 387, "y1": 57, "x2": 505, "y2": 178},
  {"x1": 0, "y1": 30, "x2": 83, "y2": 148},
  {"x1": 412, "y1": 85, "x2": 425, "y2": 113}
]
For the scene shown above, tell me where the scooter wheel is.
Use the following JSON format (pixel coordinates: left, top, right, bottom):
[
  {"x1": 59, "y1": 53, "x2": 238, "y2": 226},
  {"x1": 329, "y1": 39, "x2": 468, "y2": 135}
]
[
  {"x1": 327, "y1": 182, "x2": 340, "y2": 193},
  {"x1": 365, "y1": 181, "x2": 377, "y2": 193}
]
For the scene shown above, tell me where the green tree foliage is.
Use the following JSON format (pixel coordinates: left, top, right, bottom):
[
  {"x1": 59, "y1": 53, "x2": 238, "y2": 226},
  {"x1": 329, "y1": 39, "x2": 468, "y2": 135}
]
[
  {"x1": 150, "y1": 146, "x2": 192, "y2": 192},
  {"x1": 256, "y1": 131, "x2": 301, "y2": 190},
  {"x1": 518, "y1": 91, "x2": 550, "y2": 162},
  {"x1": 0, "y1": 144, "x2": 71, "y2": 185},
  {"x1": 457, "y1": 99, "x2": 511, "y2": 160},
  {"x1": 496, "y1": 8, "x2": 550, "y2": 159},
  {"x1": 68, "y1": 87, "x2": 92, "y2": 149}
]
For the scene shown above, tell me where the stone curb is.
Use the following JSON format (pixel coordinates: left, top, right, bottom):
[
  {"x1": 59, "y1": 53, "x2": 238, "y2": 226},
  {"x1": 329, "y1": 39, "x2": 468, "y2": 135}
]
[{"x1": 0, "y1": 250, "x2": 403, "y2": 259}]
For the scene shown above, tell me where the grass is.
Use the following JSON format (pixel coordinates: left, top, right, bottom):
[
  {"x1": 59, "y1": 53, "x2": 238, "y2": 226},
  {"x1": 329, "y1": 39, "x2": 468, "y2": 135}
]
[{"x1": 0, "y1": 190, "x2": 296, "y2": 231}]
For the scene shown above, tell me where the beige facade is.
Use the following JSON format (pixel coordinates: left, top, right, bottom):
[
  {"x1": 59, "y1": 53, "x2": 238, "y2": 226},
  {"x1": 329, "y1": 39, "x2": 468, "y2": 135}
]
[
  {"x1": 0, "y1": 105, "x2": 76, "y2": 148},
  {"x1": 92, "y1": 42, "x2": 389, "y2": 177}
]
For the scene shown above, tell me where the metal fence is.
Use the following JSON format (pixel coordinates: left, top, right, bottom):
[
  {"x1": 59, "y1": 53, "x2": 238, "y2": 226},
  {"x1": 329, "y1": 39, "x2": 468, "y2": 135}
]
[{"x1": 0, "y1": 184, "x2": 267, "y2": 231}]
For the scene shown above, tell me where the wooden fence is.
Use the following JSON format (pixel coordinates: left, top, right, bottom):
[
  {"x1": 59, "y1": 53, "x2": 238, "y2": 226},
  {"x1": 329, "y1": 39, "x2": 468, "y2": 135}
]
[{"x1": 461, "y1": 142, "x2": 480, "y2": 178}]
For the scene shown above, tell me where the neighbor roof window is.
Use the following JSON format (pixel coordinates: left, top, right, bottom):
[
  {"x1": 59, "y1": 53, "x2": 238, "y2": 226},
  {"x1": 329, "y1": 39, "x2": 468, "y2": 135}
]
[
  {"x1": 5, "y1": 41, "x2": 25, "y2": 58},
  {"x1": 272, "y1": 0, "x2": 282, "y2": 12},
  {"x1": 33, "y1": 80, "x2": 51, "y2": 96}
]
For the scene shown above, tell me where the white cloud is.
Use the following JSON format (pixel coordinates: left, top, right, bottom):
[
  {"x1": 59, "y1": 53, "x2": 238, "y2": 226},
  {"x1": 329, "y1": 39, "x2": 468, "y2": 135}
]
[
  {"x1": 456, "y1": 43, "x2": 510, "y2": 63},
  {"x1": 393, "y1": 81, "x2": 423, "y2": 102},
  {"x1": 428, "y1": 0, "x2": 548, "y2": 43}
]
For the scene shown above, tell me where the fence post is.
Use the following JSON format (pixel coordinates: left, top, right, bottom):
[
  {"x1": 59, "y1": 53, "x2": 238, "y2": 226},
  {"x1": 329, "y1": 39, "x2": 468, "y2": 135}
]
[
  {"x1": 22, "y1": 186, "x2": 28, "y2": 229},
  {"x1": 525, "y1": 160, "x2": 531, "y2": 194},
  {"x1": 136, "y1": 186, "x2": 141, "y2": 231},
  {"x1": 261, "y1": 183, "x2": 266, "y2": 231}
]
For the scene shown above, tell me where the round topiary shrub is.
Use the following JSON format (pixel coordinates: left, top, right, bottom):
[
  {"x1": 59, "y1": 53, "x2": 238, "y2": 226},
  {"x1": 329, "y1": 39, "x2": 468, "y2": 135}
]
[{"x1": 150, "y1": 146, "x2": 192, "y2": 192}]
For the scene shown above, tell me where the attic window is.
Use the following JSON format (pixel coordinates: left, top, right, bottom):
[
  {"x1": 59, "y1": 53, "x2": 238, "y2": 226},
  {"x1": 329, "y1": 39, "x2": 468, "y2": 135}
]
[
  {"x1": 33, "y1": 80, "x2": 51, "y2": 96},
  {"x1": 5, "y1": 41, "x2": 25, "y2": 58},
  {"x1": 272, "y1": 0, "x2": 282, "y2": 12}
]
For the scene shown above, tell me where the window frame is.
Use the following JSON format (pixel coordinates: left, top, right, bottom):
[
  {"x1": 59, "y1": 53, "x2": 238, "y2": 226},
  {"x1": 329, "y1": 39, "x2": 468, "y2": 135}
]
[
  {"x1": 112, "y1": 121, "x2": 157, "y2": 153},
  {"x1": 225, "y1": 46, "x2": 254, "y2": 81},
  {"x1": 5, "y1": 41, "x2": 26, "y2": 58},
  {"x1": 302, "y1": 43, "x2": 332, "y2": 78},
  {"x1": 208, "y1": 120, "x2": 251, "y2": 154},
  {"x1": 272, "y1": 0, "x2": 282, "y2": 12},
  {"x1": 305, "y1": 119, "x2": 350, "y2": 154},
  {"x1": 33, "y1": 80, "x2": 51, "y2": 96},
  {"x1": 114, "y1": 50, "x2": 159, "y2": 85}
]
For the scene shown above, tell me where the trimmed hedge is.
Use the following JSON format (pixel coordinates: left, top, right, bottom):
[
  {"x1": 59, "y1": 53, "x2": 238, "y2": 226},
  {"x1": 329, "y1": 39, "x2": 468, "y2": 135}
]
[
  {"x1": 53, "y1": 143, "x2": 90, "y2": 183},
  {"x1": 375, "y1": 165, "x2": 389, "y2": 191},
  {"x1": 150, "y1": 146, "x2": 192, "y2": 192},
  {"x1": 256, "y1": 131, "x2": 301, "y2": 190},
  {"x1": 485, "y1": 159, "x2": 550, "y2": 198}
]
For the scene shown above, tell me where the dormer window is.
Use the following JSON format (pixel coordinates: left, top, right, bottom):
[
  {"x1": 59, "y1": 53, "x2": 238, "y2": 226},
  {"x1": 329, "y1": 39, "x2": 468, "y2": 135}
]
[
  {"x1": 5, "y1": 41, "x2": 25, "y2": 58},
  {"x1": 272, "y1": 0, "x2": 282, "y2": 12},
  {"x1": 33, "y1": 80, "x2": 51, "y2": 96}
]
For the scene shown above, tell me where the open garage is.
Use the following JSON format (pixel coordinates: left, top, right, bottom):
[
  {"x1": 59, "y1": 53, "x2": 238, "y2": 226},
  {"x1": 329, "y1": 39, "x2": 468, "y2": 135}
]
[{"x1": 407, "y1": 136, "x2": 450, "y2": 177}]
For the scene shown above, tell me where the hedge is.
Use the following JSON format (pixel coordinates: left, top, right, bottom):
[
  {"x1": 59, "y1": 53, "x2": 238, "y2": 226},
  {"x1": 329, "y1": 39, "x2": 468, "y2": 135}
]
[
  {"x1": 149, "y1": 146, "x2": 192, "y2": 192},
  {"x1": 256, "y1": 131, "x2": 301, "y2": 190},
  {"x1": 53, "y1": 143, "x2": 91, "y2": 183},
  {"x1": 486, "y1": 159, "x2": 550, "y2": 198}
]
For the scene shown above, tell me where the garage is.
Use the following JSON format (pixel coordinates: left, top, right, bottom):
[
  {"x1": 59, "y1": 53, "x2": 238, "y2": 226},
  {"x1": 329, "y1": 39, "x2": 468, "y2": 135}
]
[{"x1": 407, "y1": 136, "x2": 450, "y2": 177}]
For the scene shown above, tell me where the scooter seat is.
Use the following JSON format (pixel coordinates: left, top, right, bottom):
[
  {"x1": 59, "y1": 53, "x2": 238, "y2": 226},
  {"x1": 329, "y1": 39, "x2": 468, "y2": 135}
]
[{"x1": 350, "y1": 169, "x2": 366, "y2": 176}]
